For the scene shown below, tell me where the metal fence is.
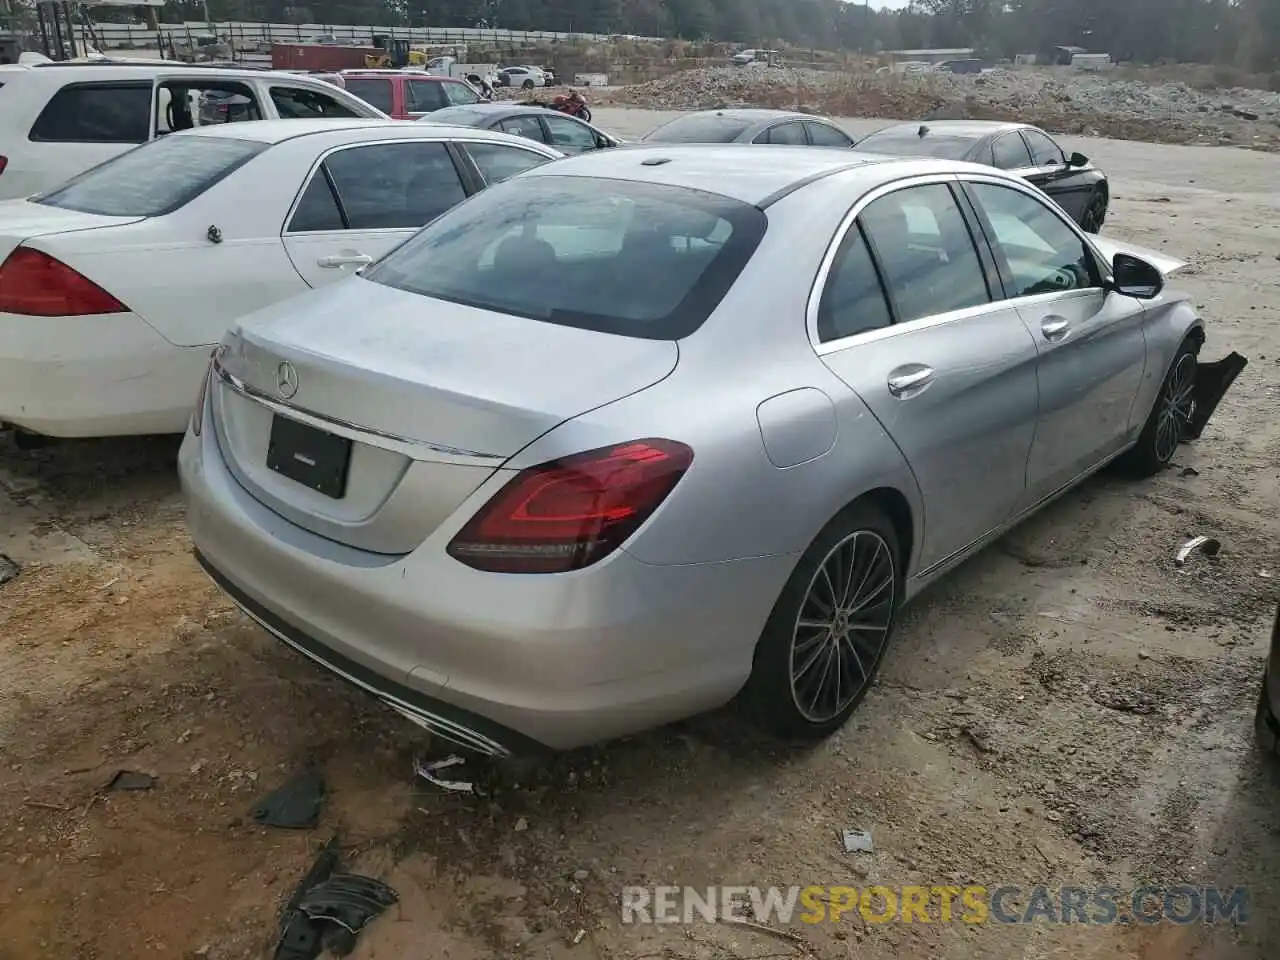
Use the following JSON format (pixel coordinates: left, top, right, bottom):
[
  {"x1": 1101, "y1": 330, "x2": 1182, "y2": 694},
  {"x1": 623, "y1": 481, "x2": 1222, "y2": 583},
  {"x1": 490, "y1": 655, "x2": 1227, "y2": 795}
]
[{"x1": 93, "y1": 20, "x2": 662, "y2": 49}]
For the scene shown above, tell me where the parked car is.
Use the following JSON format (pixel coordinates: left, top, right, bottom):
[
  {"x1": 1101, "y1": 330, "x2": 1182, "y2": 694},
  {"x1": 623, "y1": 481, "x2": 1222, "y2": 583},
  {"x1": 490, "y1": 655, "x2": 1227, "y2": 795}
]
[
  {"x1": 934, "y1": 58, "x2": 985, "y2": 74},
  {"x1": 419, "y1": 102, "x2": 622, "y2": 154},
  {"x1": 852, "y1": 120, "x2": 1110, "y2": 232},
  {"x1": 180, "y1": 145, "x2": 1240, "y2": 757},
  {"x1": 340, "y1": 70, "x2": 484, "y2": 119},
  {"x1": 641, "y1": 108, "x2": 856, "y2": 147},
  {"x1": 497, "y1": 65, "x2": 552, "y2": 89},
  {"x1": 0, "y1": 60, "x2": 387, "y2": 199},
  {"x1": 1257, "y1": 604, "x2": 1280, "y2": 756},
  {"x1": 0, "y1": 120, "x2": 561, "y2": 440}
]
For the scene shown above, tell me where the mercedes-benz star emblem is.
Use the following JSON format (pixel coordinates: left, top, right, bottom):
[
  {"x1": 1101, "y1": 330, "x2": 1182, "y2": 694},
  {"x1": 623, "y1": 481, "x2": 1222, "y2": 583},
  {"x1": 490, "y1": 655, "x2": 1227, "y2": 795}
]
[{"x1": 276, "y1": 361, "x2": 299, "y2": 400}]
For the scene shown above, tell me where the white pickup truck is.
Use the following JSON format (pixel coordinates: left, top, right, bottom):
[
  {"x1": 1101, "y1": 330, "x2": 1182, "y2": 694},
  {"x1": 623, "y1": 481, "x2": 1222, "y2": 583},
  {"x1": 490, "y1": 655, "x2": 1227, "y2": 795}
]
[{"x1": 427, "y1": 57, "x2": 500, "y2": 88}]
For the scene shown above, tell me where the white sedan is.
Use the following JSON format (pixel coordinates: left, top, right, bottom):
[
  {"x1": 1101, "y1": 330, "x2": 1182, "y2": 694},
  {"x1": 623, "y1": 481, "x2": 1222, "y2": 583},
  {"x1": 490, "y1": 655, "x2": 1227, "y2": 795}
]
[{"x1": 0, "y1": 119, "x2": 562, "y2": 440}]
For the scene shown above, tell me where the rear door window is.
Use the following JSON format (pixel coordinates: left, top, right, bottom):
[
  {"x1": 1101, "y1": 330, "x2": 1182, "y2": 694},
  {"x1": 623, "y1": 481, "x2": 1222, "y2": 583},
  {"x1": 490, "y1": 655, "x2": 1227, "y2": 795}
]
[
  {"x1": 363, "y1": 176, "x2": 768, "y2": 340},
  {"x1": 343, "y1": 78, "x2": 394, "y2": 114},
  {"x1": 805, "y1": 121, "x2": 853, "y2": 147},
  {"x1": 407, "y1": 80, "x2": 448, "y2": 114},
  {"x1": 35, "y1": 135, "x2": 266, "y2": 216},
  {"x1": 287, "y1": 172, "x2": 345, "y2": 233},
  {"x1": 758, "y1": 122, "x2": 807, "y2": 145},
  {"x1": 29, "y1": 82, "x2": 152, "y2": 143},
  {"x1": 858, "y1": 183, "x2": 991, "y2": 323},
  {"x1": 818, "y1": 224, "x2": 893, "y2": 342},
  {"x1": 321, "y1": 141, "x2": 467, "y2": 229},
  {"x1": 269, "y1": 85, "x2": 362, "y2": 119},
  {"x1": 158, "y1": 81, "x2": 262, "y2": 134},
  {"x1": 463, "y1": 142, "x2": 553, "y2": 184}
]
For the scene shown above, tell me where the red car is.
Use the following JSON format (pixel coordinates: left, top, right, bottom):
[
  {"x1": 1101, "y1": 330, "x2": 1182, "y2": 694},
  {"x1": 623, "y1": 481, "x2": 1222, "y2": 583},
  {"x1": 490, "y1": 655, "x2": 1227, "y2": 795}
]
[{"x1": 340, "y1": 71, "x2": 484, "y2": 120}]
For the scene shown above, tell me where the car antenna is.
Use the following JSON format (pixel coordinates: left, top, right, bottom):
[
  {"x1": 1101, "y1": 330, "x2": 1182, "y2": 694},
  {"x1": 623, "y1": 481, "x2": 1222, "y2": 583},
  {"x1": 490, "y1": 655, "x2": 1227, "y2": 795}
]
[{"x1": 917, "y1": 124, "x2": 928, "y2": 137}]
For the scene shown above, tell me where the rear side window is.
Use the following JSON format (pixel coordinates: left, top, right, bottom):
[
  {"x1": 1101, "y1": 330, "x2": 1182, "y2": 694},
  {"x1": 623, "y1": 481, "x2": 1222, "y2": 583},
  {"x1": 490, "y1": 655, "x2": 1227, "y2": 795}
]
[
  {"x1": 463, "y1": 142, "x2": 552, "y2": 184},
  {"x1": 499, "y1": 115, "x2": 546, "y2": 142},
  {"x1": 644, "y1": 114, "x2": 752, "y2": 143},
  {"x1": 35, "y1": 135, "x2": 266, "y2": 216},
  {"x1": 1022, "y1": 129, "x2": 1066, "y2": 167},
  {"x1": 760, "y1": 122, "x2": 806, "y2": 145},
  {"x1": 29, "y1": 82, "x2": 151, "y2": 143},
  {"x1": 818, "y1": 225, "x2": 893, "y2": 342},
  {"x1": 343, "y1": 78, "x2": 394, "y2": 114},
  {"x1": 364, "y1": 176, "x2": 767, "y2": 340},
  {"x1": 321, "y1": 141, "x2": 467, "y2": 230},
  {"x1": 858, "y1": 183, "x2": 990, "y2": 323}
]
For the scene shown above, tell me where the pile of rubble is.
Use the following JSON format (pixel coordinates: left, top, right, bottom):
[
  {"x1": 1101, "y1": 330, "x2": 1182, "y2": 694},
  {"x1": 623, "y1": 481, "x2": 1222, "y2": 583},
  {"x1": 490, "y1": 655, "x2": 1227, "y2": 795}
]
[{"x1": 597, "y1": 66, "x2": 1280, "y2": 149}]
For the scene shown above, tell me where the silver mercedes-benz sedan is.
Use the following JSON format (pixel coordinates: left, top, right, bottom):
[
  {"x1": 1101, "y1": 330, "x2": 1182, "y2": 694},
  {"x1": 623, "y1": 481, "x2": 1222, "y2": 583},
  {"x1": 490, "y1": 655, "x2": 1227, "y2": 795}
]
[{"x1": 180, "y1": 144, "x2": 1243, "y2": 757}]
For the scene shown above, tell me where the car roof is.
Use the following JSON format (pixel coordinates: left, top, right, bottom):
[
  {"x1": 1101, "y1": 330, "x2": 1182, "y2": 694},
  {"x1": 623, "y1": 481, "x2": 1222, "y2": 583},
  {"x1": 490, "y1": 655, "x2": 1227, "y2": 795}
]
[
  {"x1": 516, "y1": 143, "x2": 968, "y2": 206},
  {"x1": 342, "y1": 71, "x2": 455, "y2": 81},
  {"x1": 690, "y1": 107, "x2": 815, "y2": 122},
  {"x1": 436, "y1": 103, "x2": 562, "y2": 118},
  {"x1": 5, "y1": 60, "x2": 305, "y2": 82},
  {"x1": 864, "y1": 120, "x2": 1027, "y2": 140}
]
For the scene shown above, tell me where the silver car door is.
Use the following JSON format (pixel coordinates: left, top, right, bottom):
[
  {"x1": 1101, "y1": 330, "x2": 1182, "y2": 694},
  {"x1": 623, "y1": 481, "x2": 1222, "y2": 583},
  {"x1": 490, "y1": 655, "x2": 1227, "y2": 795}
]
[
  {"x1": 813, "y1": 179, "x2": 1040, "y2": 572},
  {"x1": 282, "y1": 140, "x2": 469, "y2": 288},
  {"x1": 961, "y1": 177, "x2": 1147, "y2": 507}
]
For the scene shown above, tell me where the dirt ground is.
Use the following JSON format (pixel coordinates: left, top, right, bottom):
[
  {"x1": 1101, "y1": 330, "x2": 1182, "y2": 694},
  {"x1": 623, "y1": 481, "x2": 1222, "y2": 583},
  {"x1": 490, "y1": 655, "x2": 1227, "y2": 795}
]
[{"x1": 2, "y1": 111, "x2": 1279, "y2": 960}]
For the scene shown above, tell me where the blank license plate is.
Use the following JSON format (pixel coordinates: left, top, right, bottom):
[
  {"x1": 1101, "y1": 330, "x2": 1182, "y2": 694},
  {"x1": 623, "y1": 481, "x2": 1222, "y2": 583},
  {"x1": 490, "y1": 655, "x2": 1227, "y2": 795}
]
[{"x1": 266, "y1": 415, "x2": 352, "y2": 500}]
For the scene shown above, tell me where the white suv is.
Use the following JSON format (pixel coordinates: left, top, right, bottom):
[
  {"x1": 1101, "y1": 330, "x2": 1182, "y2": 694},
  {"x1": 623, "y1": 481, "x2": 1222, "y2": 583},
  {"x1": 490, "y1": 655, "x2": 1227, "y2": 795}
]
[{"x1": 0, "y1": 60, "x2": 388, "y2": 199}]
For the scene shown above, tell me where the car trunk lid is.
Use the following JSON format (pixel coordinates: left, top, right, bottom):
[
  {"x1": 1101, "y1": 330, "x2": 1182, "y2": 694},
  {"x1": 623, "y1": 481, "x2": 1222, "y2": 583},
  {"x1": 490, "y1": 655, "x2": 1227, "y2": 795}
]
[
  {"x1": 211, "y1": 277, "x2": 679, "y2": 554},
  {"x1": 0, "y1": 199, "x2": 144, "y2": 263}
]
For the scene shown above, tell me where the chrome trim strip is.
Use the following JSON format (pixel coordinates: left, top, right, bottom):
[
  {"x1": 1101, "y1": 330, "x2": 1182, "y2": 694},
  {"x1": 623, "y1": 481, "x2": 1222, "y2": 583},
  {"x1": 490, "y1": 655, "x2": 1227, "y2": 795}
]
[
  {"x1": 213, "y1": 357, "x2": 505, "y2": 465},
  {"x1": 228, "y1": 595, "x2": 511, "y2": 758}
]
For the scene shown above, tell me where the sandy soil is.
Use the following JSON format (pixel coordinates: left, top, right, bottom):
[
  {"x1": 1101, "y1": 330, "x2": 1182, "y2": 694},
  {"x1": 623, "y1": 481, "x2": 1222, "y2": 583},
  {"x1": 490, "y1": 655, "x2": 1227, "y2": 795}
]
[{"x1": 1, "y1": 111, "x2": 1278, "y2": 960}]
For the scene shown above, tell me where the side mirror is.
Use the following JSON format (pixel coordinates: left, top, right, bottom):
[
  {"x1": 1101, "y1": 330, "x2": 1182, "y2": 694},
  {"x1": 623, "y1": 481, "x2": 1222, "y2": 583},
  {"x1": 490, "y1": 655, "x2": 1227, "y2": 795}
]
[
  {"x1": 1111, "y1": 253, "x2": 1163, "y2": 300},
  {"x1": 596, "y1": 135, "x2": 613, "y2": 149},
  {"x1": 1068, "y1": 151, "x2": 1089, "y2": 167}
]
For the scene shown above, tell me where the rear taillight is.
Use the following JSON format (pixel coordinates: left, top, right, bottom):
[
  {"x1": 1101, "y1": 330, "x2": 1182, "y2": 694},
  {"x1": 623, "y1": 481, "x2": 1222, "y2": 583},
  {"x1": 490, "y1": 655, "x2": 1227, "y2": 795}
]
[
  {"x1": 447, "y1": 439, "x2": 694, "y2": 574},
  {"x1": 0, "y1": 247, "x2": 127, "y2": 317},
  {"x1": 0, "y1": 156, "x2": 8, "y2": 176}
]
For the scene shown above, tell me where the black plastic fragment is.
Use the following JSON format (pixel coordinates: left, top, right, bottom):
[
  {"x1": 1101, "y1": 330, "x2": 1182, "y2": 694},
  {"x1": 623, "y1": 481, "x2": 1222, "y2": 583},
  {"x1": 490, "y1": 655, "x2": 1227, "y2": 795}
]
[
  {"x1": 1183, "y1": 351, "x2": 1248, "y2": 441},
  {"x1": 273, "y1": 837, "x2": 339, "y2": 960},
  {"x1": 106, "y1": 770, "x2": 156, "y2": 791},
  {"x1": 250, "y1": 766, "x2": 326, "y2": 829},
  {"x1": 0, "y1": 554, "x2": 19, "y2": 587},
  {"x1": 298, "y1": 874, "x2": 399, "y2": 934}
]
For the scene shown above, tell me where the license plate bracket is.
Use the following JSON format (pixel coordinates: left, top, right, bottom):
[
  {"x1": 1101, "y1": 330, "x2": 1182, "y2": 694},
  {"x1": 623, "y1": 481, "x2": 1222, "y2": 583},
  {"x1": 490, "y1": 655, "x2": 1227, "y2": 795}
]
[{"x1": 266, "y1": 415, "x2": 352, "y2": 500}]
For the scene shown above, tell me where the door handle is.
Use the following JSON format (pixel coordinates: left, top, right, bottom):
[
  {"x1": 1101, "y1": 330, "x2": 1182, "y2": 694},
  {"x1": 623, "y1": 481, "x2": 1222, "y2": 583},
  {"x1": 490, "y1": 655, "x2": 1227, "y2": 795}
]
[
  {"x1": 886, "y1": 366, "x2": 935, "y2": 397},
  {"x1": 1041, "y1": 317, "x2": 1071, "y2": 341},
  {"x1": 316, "y1": 253, "x2": 373, "y2": 269}
]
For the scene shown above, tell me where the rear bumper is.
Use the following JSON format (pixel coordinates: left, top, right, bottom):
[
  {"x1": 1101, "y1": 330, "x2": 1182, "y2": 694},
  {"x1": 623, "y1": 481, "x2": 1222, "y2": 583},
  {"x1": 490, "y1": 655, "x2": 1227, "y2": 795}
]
[
  {"x1": 0, "y1": 311, "x2": 211, "y2": 438},
  {"x1": 180, "y1": 413, "x2": 795, "y2": 753}
]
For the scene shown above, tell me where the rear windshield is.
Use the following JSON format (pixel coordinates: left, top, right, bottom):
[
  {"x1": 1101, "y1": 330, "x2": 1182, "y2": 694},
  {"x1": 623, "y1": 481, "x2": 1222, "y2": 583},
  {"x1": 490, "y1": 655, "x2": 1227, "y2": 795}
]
[
  {"x1": 854, "y1": 130, "x2": 979, "y2": 160},
  {"x1": 35, "y1": 135, "x2": 266, "y2": 217},
  {"x1": 643, "y1": 114, "x2": 754, "y2": 143},
  {"x1": 364, "y1": 175, "x2": 767, "y2": 340}
]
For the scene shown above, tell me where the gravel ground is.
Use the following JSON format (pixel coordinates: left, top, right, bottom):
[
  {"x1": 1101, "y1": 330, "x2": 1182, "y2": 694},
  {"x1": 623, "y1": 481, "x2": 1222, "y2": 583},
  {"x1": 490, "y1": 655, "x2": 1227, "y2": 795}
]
[
  {"x1": 1, "y1": 110, "x2": 1279, "y2": 960},
  {"x1": 592, "y1": 66, "x2": 1280, "y2": 150}
]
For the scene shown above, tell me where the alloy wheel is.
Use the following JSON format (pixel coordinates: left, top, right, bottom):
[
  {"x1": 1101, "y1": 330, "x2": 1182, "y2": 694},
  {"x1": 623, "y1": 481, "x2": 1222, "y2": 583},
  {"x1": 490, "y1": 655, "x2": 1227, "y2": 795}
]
[
  {"x1": 789, "y1": 530, "x2": 896, "y2": 723},
  {"x1": 1155, "y1": 352, "x2": 1197, "y2": 463}
]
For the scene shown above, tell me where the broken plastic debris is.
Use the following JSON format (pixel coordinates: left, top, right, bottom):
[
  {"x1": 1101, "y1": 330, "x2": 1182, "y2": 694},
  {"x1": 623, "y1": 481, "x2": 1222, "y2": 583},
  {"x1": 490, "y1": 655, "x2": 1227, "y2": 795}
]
[
  {"x1": 274, "y1": 837, "x2": 339, "y2": 960},
  {"x1": 250, "y1": 766, "x2": 326, "y2": 830},
  {"x1": 298, "y1": 873, "x2": 399, "y2": 935},
  {"x1": 414, "y1": 755, "x2": 475, "y2": 794},
  {"x1": 842, "y1": 829, "x2": 874, "y2": 853},
  {"x1": 1182, "y1": 352, "x2": 1248, "y2": 442},
  {"x1": 0, "y1": 553, "x2": 19, "y2": 586},
  {"x1": 1175, "y1": 536, "x2": 1221, "y2": 567},
  {"x1": 106, "y1": 770, "x2": 156, "y2": 791}
]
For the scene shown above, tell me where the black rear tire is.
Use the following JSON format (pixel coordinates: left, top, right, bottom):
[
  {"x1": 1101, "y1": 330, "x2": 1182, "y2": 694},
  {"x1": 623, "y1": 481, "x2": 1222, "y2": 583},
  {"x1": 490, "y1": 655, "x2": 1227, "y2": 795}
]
[
  {"x1": 1117, "y1": 337, "x2": 1199, "y2": 477},
  {"x1": 522, "y1": 79, "x2": 535, "y2": 90},
  {"x1": 743, "y1": 502, "x2": 903, "y2": 740},
  {"x1": 580, "y1": 107, "x2": 592, "y2": 123},
  {"x1": 1081, "y1": 188, "x2": 1108, "y2": 233}
]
